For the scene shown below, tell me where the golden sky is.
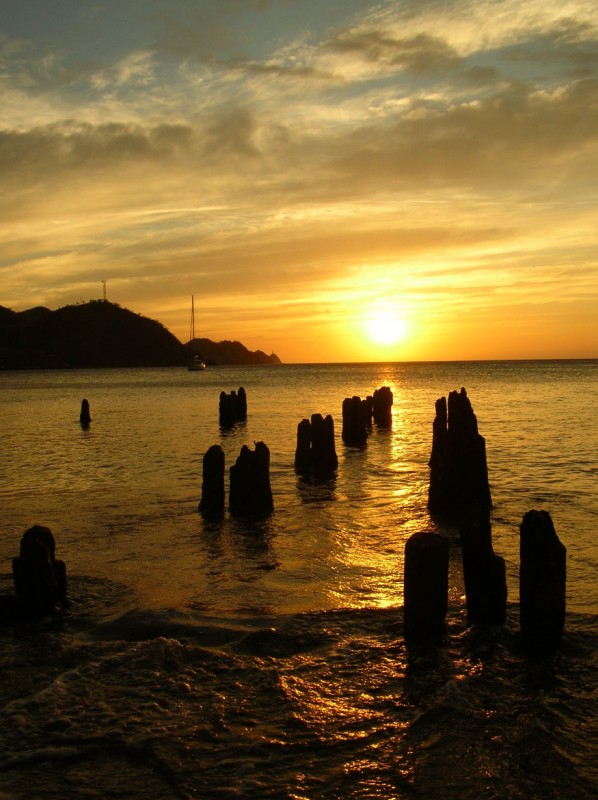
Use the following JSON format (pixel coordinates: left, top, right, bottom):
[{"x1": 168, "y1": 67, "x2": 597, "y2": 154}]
[{"x1": 1, "y1": 0, "x2": 597, "y2": 362}]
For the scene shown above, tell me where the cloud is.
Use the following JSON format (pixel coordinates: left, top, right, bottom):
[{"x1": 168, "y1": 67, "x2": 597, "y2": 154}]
[
  {"x1": 90, "y1": 50, "x2": 156, "y2": 90},
  {"x1": 324, "y1": 30, "x2": 463, "y2": 74},
  {"x1": 0, "y1": 0, "x2": 596, "y2": 358},
  {"x1": 0, "y1": 121, "x2": 194, "y2": 187}
]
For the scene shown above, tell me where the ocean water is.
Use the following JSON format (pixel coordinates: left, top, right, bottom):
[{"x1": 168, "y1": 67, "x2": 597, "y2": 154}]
[{"x1": 0, "y1": 360, "x2": 596, "y2": 799}]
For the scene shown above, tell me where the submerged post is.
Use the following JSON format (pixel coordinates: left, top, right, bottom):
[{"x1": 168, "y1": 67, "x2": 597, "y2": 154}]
[
  {"x1": 295, "y1": 414, "x2": 338, "y2": 477},
  {"x1": 372, "y1": 386, "x2": 393, "y2": 427},
  {"x1": 199, "y1": 444, "x2": 225, "y2": 516},
  {"x1": 12, "y1": 525, "x2": 68, "y2": 618},
  {"x1": 342, "y1": 396, "x2": 369, "y2": 447},
  {"x1": 294, "y1": 418, "x2": 312, "y2": 473},
  {"x1": 428, "y1": 388, "x2": 491, "y2": 522},
  {"x1": 460, "y1": 506, "x2": 507, "y2": 625},
  {"x1": 519, "y1": 510, "x2": 566, "y2": 652},
  {"x1": 229, "y1": 441, "x2": 274, "y2": 516},
  {"x1": 219, "y1": 388, "x2": 247, "y2": 427},
  {"x1": 80, "y1": 398, "x2": 91, "y2": 428},
  {"x1": 404, "y1": 532, "x2": 449, "y2": 646},
  {"x1": 311, "y1": 414, "x2": 338, "y2": 476}
]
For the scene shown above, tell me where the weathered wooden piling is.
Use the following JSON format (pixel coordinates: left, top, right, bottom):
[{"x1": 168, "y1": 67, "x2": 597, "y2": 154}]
[
  {"x1": 460, "y1": 506, "x2": 506, "y2": 625},
  {"x1": 311, "y1": 414, "x2": 338, "y2": 475},
  {"x1": 342, "y1": 396, "x2": 369, "y2": 446},
  {"x1": 219, "y1": 387, "x2": 247, "y2": 426},
  {"x1": 198, "y1": 444, "x2": 225, "y2": 516},
  {"x1": 372, "y1": 386, "x2": 393, "y2": 427},
  {"x1": 520, "y1": 510, "x2": 566, "y2": 652},
  {"x1": 80, "y1": 398, "x2": 91, "y2": 427},
  {"x1": 12, "y1": 525, "x2": 67, "y2": 618},
  {"x1": 295, "y1": 414, "x2": 338, "y2": 477},
  {"x1": 229, "y1": 441, "x2": 274, "y2": 516},
  {"x1": 404, "y1": 532, "x2": 449, "y2": 645},
  {"x1": 428, "y1": 388, "x2": 492, "y2": 521},
  {"x1": 294, "y1": 418, "x2": 312, "y2": 473}
]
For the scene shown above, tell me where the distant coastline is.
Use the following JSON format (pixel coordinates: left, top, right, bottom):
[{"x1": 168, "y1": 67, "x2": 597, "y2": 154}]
[{"x1": 0, "y1": 301, "x2": 282, "y2": 369}]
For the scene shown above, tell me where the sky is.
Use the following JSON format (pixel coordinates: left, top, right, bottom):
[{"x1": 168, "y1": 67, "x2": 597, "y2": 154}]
[{"x1": 1, "y1": 0, "x2": 597, "y2": 363}]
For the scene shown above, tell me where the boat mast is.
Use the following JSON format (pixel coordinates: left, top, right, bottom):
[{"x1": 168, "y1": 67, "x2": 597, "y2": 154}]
[{"x1": 190, "y1": 295, "x2": 195, "y2": 344}]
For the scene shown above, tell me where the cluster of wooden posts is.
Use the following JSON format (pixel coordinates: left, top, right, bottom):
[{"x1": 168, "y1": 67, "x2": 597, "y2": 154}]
[
  {"x1": 219, "y1": 387, "x2": 247, "y2": 427},
  {"x1": 423, "y1": 387, "x2": 566, "y2": 652},
  {"x1": 200, "y1": 384, "x2": 567, "y2": 654},
  {"x1": 199, "y1": 384, "x2": 395, "y2": 514},
  {"x1": 404, "y1": 509, "x2": 566, "y2": 653}
]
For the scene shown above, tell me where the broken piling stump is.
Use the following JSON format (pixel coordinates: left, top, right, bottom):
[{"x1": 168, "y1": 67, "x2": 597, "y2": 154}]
[
  {"x1": 219, "y1": 387, "x2": 247, "y2": 427},
  {"x1": 342, "y1": 396, "x2": 369, "y2": 447},
  {"x1": 294, "y1": 418, "x2": 312, "y2": 473},
  {"x1": 295, "y1": 414, "x2": 338, "y2": 477},
  {"x1": 372, "y1": 386, "x2": 393, "y2": 427},
  {"x1": 199, "y1": 444, "x2": 225, "y2": 516},
  {"x1": 520, "y1": 509, "x2": 566, "y2": 652},
  {"x1": 404, "y1": 531, "x2": 449, "y2": 646},
  {"x1": 460, "y1": 506, "x2": 507, "y2": 625},
  {"x1": 80, "y1": 399, "x2": 91, "y2": 428},
  {"x1": 229, "y1": 441, "x2": 274, "y2": 517},
  {"x1": 428, "y1": 388, "x2": 492, "y2": 522},
  {"x1": 11, "y1": 525, "x2": 68, "y2": 619}
]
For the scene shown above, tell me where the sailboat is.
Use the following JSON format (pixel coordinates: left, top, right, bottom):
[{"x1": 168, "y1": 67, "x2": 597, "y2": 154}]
[{"x1": 188, "y1": 295, "x2": 206, "y2": 371}]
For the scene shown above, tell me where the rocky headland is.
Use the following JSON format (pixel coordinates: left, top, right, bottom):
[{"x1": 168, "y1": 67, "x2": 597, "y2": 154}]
[{"x1": 0, "y1": 301, "x2": 282, "y2": 369}]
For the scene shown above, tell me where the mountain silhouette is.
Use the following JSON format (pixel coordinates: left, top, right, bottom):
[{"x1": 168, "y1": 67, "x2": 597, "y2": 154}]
[
  {"x1": 189, "y1": 337, "x2": 281, "y2": 366},
  {"x1": 0, "y1": 301, "x2": 281, "y2": 369}
]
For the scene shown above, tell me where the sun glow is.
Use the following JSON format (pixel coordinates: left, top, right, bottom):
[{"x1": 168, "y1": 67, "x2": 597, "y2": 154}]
[{"x1": 364, "y1": 304, "x2": 408, "y2": 347}]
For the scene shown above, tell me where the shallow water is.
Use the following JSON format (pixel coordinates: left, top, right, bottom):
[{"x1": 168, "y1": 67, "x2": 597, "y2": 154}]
[{"x1": 0, "y1": 360, "x2": 596, "y2": 798}]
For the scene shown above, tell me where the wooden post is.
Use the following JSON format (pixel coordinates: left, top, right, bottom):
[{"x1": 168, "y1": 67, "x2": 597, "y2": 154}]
[
  {"x1": 294, "y1": 418, "x2": 312, "y2": 474},
  {"x1": 372, "y1": 386, "x2": 393, "y2": 427},
  {"x1": 12, "y1": 525, "x2": 67, "y2": 618},
  {"x1": 199, "y1": 444, "x2": 225, "y2": 516},
  {"x1": 404, "y1": 532, "x2": 449, "y2": 646},
  {"x1": 428, "y1": 388, "x2": 492, "y2": 521},
  {"x1": 219, "y1": 388, "x2": 247, "y2": 427},
  {"x1": 520, "y1": 510, "x2": 566, "y2": 652},
  {"x1": 342, "y1": 396, "x2": 368, "y2": 446},
  {"x1": 80, "y1": 398, "x2": 91, "y2": 428},
  {"x1": 460, "y1": 507, "x2": 506, "y2": 625},
  {"x1": 310, "y1": 413, "x2": 338, "y2": 476},
  {"x1": 229, "y1": 442, "x2": 274, "y2": 516}
]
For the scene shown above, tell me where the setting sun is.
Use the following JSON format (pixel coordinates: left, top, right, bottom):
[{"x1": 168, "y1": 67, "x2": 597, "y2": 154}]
[{"x1": 364, "y1": 305, "x2": 408, "y2": 347}]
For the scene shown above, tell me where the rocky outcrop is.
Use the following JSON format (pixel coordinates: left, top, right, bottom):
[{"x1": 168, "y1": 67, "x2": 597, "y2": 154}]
[{"x1": 189, "y1": 337, "x2": 281, "y2": 366}]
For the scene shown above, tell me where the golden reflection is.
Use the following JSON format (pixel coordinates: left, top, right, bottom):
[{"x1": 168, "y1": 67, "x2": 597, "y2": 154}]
[
  {"x1": 321, "y1": 374, "x2": 432, "y2": 609},
  {"x1": 281, "y1": 673, "x2": 382, "y2": 739}
]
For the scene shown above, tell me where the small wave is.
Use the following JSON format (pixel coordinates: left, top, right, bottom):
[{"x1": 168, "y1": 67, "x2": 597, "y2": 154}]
[{"x1": 90, "y1": 607, "x2": 259, "y2": 648}]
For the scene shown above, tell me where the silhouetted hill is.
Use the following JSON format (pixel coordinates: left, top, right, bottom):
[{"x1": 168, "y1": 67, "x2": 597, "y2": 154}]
[
  {"x1": 0, "y1": 301, "x2": 282, "y2": 369},
  {"x1": 190, "y1": 338, "x2": 281, "y2": 366}
]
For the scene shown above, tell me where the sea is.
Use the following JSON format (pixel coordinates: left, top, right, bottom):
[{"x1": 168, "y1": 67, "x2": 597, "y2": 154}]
[{"x1": 0, "y1": 360, "x2": 596, "y2": 800}]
